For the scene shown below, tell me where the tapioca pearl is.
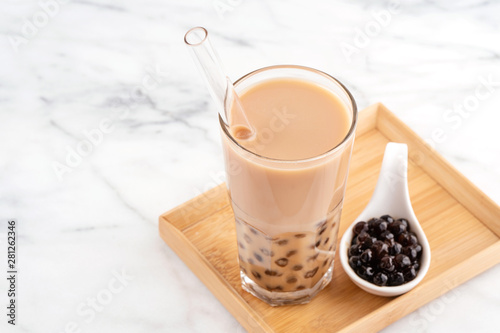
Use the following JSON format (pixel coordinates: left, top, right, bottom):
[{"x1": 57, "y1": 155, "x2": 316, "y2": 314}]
[
  {"x1": 353, "y1": 221, "x2": 368, "y2": 235},
  {"x1": 238, "y1": 242, "x2": 245, "y2": 250},
  {"x1": 317, "y1": 220, "x2": 327, "y2": 228},
  {"x1": 403, "y1": 266, "x2": 417, "y2": 281},
  {"x1": 254, "y1": 253, "x2": 263, "y2": 262},
  {"x1": 315, "y1": 240, "x2": 321, "y2": 248},
  {"x1": 353, "y1": 231, "x2": 369, "y2": 245},
  {"x1": 304, "y1": 267, "x2": 319, "y2": 278},
  {"x1": 373, "y1": 221, "x2": 388, "y2": 236},
  {"x1": 349, "y1": 256, "x2": 361, "y2": 270},
  {"x1": 396, "y1": 232, "x2": 408, "y2": 245},
  {"x1": 379, "y1": 255, "x2": 395, "y2": 272},
  {"x1": 292, "y1": 264, "x2": 303, "y2": 271},
  {"x1": 402, "y1": 246, "x2": 418, "y2": 261},
  {"x1": 249, "y1": 227, "x2": 258, "y2": 235},
  {"x1": 407, "y1": 233, "x2": 418, "y2": 246},
  {"x1": 357, "y1": 266, "x2": 375, "y2": 281},
  {"x1": 241, "y1": 266, "x2": 247, "y2": 274},
  {"x1": 277, "y1": 239, "x2": 288, "y2": 246},
  {"x1": 248, "y1": 258, "x2": 255, "y2": 265},
  {"x1": 319, "y1": 225, "x2": 327, "y2": 236},
  {"x1": 394, "y1": 254, "x2": 411, "y2": 269},
  {"x1": 380, "y1": 214, "x2": 394, "y2": 223},
  {"x1": 389, "y1": 272, "x2": 405, "y2": 286},
  {"x1": 380, "y1": 231, "x2": 394, "y2": 242},
  {"x1": 389, "y1": 220, "x2": 406, "y2": 236},
  {"x1": 373, "y1": 272, "x2": 388, "y2": 286},
  {"x1": 367, "y1": 217, "x2": 378, "y2": 229},
  {"x1": 347, "y1": 244, "x2": 363, "y2": 256},
  {"x1": 329, "y1": 244, "x2": 334, "y2": 251},
  {"x1": 286, "y1": 276, "x2": 298, "y2": 284},
  {"x1": 308, "y1": 253, "x2": 319, "y2": 262},
  {"x1": 390, "y1": 243, "x2": 402, "y2": 256},
  {"x1": 323, "y1": 237, "x2": 330, "y2": 245},
  {"x1": 260, "y1": 248, "x2": 273, "y2": 257},
  {"x1": 359, "y1": 236, "x2": 374, "y2": 250},
  {"x1": 294, "y1": 233, "x2": 307, "y2": 239},
  {"x1": 275, "y1": 258, "x2": 288, "y2": 267},
  {"x1": 360, "y1": 249, "x2": 373, "y2": 264},
  {"x1": 398, "y1": 232, "x2": 418, "y2": 246},
  {"x1": 251, "y1": 270, "x2": 261, "y2": 280},
  {"x1": 397, "y1": 218, "x2": 409, "y2": 228},
  {"x1": 372, "y1": 240, "x2": 389, "y2": 259},
  {"x1": 266, "y1": 285, "x2": 283, "y2": 292},
  {"x1": 286, "y1": 250, "x2": 297, "y2": 257},
  {"x1": 296, "y1": 285, "x2": 306, "y2": 291},
  {"x1": 243, "y1": 234, "x2": 252, "y2": 244},
  {"x1": 264, "y1": 269, "x2": 281, "y2": 277},
  {"x1": 322, "y1": 259, "x2": 329, "y2": 267},
  {"x1": 238, "y1": 254, "x2": 244, "y2": 262}
]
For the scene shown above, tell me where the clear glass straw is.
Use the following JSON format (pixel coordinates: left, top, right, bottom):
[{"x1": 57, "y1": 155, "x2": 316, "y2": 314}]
[{"x1": 184, "y1": 27, "x2": 254, "y2": 139}]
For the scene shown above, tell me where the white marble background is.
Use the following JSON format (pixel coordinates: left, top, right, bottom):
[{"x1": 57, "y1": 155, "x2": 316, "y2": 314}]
[{"x1": 1, "y1": 0, "x2": 500, "y2": 332}]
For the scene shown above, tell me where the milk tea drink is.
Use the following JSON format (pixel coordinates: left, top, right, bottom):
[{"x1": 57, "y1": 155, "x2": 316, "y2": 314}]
[{"x1": 220, "y1": 66, "x2": 357, "y2": 305}]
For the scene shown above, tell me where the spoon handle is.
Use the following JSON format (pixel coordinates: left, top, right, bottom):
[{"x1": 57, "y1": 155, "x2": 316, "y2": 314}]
[{"x1": 365, "y1": 143, "x2": 411, "y2": 218}]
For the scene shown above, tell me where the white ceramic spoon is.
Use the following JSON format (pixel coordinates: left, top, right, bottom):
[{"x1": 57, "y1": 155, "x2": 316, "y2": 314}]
[{"x1": 339, "y1": 142, "x2": 431, "y2": 297}]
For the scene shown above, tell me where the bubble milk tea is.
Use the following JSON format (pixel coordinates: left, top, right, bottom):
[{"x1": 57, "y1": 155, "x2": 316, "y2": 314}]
[{"x1": 220, "y1": 66, "x2": 356, "y2": 305}]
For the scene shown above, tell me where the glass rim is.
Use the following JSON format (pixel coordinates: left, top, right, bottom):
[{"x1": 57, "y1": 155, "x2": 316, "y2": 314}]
[{"x1": 219, "y1": 64, "x2": 358, "y2": 164}]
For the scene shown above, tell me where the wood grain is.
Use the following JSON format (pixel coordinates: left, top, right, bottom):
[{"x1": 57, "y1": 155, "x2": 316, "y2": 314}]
[{"x1": 159, "y1": 104, "x2": 500, "y2": 333}]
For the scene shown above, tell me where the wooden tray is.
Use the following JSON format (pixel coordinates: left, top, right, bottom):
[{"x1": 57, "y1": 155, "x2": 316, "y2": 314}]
[{"x1": 159, "y1": 103, "x2": 500, "y2": 332}]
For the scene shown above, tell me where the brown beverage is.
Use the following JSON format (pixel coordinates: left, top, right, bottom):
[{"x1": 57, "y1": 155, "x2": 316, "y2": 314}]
[{"x1": 220, "y1": 65, "x2": 357, "y2": 305}]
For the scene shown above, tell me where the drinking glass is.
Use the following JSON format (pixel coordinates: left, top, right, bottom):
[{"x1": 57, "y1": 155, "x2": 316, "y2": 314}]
[{"x1": 220, "y1": 65, "x2": 357, "y2": 306}]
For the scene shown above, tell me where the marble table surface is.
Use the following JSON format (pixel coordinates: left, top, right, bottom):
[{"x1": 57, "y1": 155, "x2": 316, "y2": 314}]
[{"x1": 2, "y1": 0, "x2": 500, "y2": 332}]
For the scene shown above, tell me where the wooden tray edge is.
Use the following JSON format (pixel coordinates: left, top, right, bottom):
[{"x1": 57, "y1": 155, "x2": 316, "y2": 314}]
[
  {"x1": 341, "y1": 240, "x2": 500, "y2": 332},
  {"x1": 355, "y1": 102, "x2": 379, "y2": 136},
  {"x1": 376, "y1": 103, "x2": 500, "y2": 237},
  {"x1": 158, "y1": 215, "x2": 274, "y2": 333},
  {"x1": 161, "y1": 183, "x2": 229, "y2": 232}
]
